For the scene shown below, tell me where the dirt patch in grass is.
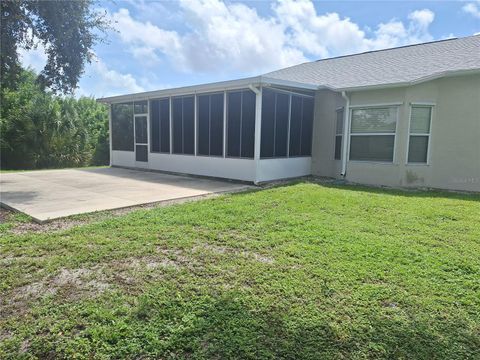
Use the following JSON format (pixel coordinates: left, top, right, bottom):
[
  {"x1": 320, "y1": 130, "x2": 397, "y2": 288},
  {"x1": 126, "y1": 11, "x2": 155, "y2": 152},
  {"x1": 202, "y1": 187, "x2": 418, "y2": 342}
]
[
  {"x1": 193, "y1": 243, "x2": 275, "y2": 264},
  {"x1": 0, "y1": 249, "x2": 199, "y2": 319}
]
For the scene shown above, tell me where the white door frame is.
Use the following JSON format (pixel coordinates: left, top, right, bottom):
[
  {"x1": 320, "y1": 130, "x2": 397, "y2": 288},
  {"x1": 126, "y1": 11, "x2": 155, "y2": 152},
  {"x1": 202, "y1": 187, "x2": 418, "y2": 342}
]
[{"x1": 134, "y1": 113, "x2": 149, "y2": 168}]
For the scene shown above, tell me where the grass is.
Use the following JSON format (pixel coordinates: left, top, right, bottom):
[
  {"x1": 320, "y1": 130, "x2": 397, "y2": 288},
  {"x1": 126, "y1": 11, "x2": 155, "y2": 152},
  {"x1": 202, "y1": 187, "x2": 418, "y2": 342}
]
[{"x1": 0, "y1": 182, "x2": 479, "y2": 359}]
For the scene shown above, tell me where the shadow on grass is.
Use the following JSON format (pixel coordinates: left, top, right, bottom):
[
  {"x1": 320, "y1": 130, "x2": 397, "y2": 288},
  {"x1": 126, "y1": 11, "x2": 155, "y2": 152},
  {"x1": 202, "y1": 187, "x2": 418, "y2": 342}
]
[
  {"x1": 18, "y1": 289, "x2": 475, "y2": 359},
  {"x1": 130, "y1": 290, "x2": 479, "y2": 359},
  {"x1": 235, "y1": 178, "x2": 480, "y2": 203}
]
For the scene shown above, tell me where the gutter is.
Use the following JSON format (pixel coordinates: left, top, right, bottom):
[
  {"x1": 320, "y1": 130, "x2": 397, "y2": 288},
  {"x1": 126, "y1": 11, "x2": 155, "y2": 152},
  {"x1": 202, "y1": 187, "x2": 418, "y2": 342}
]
[{"x1": 340, "y1": 91, "x2": 350, "y2": 177}]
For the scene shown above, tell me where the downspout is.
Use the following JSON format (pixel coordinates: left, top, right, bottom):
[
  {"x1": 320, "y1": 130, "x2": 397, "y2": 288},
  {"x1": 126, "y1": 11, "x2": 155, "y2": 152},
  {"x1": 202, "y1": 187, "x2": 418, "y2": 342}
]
[
  {"x1": 340, "y1": 91, "x2": 350, "y2": 177},
  {"x1": 249, "y1": 84, "x2": 262, "y2": 184},
  {"x1": 248, "y1": 84, "x2": 260, "y2": 96}
]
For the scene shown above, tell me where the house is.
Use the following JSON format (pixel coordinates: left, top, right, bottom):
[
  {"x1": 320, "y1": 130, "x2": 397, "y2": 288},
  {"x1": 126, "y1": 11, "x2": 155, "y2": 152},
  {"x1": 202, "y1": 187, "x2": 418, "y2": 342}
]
[{"x1": 98, "y1": 35, "x2": 480, "y2": 192}]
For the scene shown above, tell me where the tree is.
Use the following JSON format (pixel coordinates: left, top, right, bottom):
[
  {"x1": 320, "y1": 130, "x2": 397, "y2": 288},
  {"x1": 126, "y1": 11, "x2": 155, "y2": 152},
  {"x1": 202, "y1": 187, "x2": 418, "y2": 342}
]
[
  {"x1": 0, "y1": 0, "x2": 110, "y2": 94},
  {"x1": 0, "y1": 68, "x2": 109, "y2": 169}
]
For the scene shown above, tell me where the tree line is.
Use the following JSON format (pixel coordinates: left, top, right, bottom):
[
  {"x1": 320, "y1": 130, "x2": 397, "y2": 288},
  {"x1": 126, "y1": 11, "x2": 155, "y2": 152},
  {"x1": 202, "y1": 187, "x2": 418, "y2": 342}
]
[{"x1": 1, "y1": 68, "x2": 109, "y2": 170}]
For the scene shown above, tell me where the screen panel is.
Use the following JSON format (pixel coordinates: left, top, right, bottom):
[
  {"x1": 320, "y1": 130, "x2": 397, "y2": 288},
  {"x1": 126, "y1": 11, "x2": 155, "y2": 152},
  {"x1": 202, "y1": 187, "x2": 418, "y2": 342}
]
[
  {"x1": 227, "y1": 91, "x2": 241, "y2": 157},
  {"x1": 136, "y1": 144, "x2": 148, "y2": 162},
  {"x1": 183, "y1": 96, "x2": 195, "y2": 154},
  {"x1": 134, "y1": 100, "x2": 148, "y2": 114},
  {"x1": 210, "y1": 93, "x2": 224, "y2": 156},
  {"x1": 260, "y1": 88, "x2": 275, "y2": 158},
  {"x1": 135, "y1": 116, "x2": 148, "y2": 144},
  {"x1": 289, "y1": 95, "x2": 302, "y2": 157},
  {"x1": 150, "y1": 100, "x2": 160, "y2": 152},
  {"x1": 197, "y1": 94, "x2": 210, "y2": 156},
  {"x1": 159, "y1": 98, "x2": 170, "y2": 153},
  {"x1": 241, "y1": 90, "x2": 255, "y2": 158},
  {"x1": 172, "y1": 97, "x2": 183, "y2": 154},
  {"x1": 111, "y1": 102, "x2": 134, "y2": 151},
  {"x1": 275, "y1": 92, "x2": 289, "y2": 157}
]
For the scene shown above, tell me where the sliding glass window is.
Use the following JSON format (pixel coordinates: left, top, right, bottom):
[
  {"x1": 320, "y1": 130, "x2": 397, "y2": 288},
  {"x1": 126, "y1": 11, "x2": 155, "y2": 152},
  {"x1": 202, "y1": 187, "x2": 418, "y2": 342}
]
[
  {"x1": 408, "y1": 106, "x2": 432, "y2": 163},
  {"x1": 111, "y1": 102, "x2": 134, "y2": 151},
  {"x1": 227, "y1": 89, "x2": 256, "y2": 158},
  {"x1": 349, "y1": 107, "x2": 397, "y2": 162},
  {"x1": 198, "y1": 93, "x2": 224, "y2": 156},
  {"x1": 150, "y1": 98, "x2": 170, "y2": 153},
  {"x1": 172, "y1": 96, "x2": 195, "y2": 155}
]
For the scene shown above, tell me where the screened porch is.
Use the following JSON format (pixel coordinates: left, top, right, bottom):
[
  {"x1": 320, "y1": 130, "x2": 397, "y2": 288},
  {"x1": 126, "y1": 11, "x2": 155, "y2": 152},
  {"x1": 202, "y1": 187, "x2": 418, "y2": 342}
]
[{"x1": 104, "y1": 77, "x2": 316, "y2": 183}]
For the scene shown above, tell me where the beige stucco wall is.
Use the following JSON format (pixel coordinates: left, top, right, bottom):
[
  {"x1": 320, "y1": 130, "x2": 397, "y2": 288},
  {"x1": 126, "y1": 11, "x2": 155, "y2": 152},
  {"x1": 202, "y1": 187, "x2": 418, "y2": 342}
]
[{"x1": 311, "y1": 73, "x2": 480, "y2": 192}]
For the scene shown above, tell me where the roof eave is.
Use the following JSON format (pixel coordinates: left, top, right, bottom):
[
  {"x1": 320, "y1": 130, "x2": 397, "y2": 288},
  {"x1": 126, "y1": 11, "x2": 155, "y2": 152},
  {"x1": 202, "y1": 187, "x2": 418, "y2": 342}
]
[
  {"x1": 336, "y1": 68, "x2": 480, "y2": 92},
  {"x1": 97, "y1": 76, "x2": 263, "y2": 104}
]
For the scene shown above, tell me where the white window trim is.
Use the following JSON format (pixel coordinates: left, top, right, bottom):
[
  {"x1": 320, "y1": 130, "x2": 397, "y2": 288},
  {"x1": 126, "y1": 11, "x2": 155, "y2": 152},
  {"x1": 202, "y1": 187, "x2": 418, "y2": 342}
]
[
  {"x1": 406, "y1": 104, "x2": 434, "y2": 165},
  {"x1": 348, "y1": 106, "x2": 399, "y2": 163},
  {"x1": 349, "y1": 102, "x2": 403, "y2": 109}
]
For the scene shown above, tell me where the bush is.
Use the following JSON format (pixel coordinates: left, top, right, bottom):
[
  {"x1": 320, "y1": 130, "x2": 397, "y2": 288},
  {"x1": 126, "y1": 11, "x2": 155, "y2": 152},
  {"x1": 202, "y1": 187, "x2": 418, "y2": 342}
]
[{"x1": 0, "y1": 69, "x2": 109, "y2": 170}]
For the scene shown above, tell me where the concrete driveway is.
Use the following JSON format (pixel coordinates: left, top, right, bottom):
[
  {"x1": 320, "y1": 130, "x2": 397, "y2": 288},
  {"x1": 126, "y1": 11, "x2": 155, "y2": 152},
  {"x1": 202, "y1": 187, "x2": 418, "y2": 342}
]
[{"x1": 0, "y1": 167, "x2": 251, "y2": 222}]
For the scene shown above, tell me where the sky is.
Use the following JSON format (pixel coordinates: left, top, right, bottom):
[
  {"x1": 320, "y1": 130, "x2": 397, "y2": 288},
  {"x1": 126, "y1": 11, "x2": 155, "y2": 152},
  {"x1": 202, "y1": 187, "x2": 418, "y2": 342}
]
[{"x1": 20, "y1": 0, "x2": 480, "y2": 98}]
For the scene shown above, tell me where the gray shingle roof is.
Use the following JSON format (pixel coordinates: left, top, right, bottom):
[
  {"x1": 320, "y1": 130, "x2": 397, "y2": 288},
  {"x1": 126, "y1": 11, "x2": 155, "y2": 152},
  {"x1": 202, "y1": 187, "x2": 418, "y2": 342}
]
[{"x1": 263, "y1": 35, "x2": 480, "y2": 90}]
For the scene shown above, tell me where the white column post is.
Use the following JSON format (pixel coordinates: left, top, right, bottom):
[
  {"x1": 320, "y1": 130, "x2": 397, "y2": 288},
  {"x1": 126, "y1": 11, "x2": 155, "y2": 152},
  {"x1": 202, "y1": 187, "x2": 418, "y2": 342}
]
[
  {"x1": 252, "y1": 86, "x2": 262, "y2": 184},
  {"x1": 194, "y1": 93, "x2": 198, "y2": 156},
  {"x1": 223, "y1": 90, "x2": 227, "y2": 158},
  {"x1": 108, "y1": 104, "x2": 113, "y2": 166},
  {"x1": 169, "y1": 97, "x2": 173, "y2": 154}
]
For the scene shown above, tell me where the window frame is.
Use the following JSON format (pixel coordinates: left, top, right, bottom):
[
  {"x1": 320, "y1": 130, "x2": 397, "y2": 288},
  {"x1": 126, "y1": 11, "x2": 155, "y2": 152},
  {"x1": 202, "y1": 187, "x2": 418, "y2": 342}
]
[
  {"x1": 226, "y1": 89, "x2": 256, "y2": 159},
  {"x1": 334, "y1": 107, "x2": 344, "y2": 161},
  {"x1": 406, "y1": 103, "x2": 434, "y2": 165},
  {"x1": 111, "y1": 102, "x2": 135, "y2": 152},
  {"x1": 172, "y1": 95, "x2": 195, "y2": 156},
  {"x1": 348, "y1": 105, "x2": 399, "y2": 163},
  {"x1": 260, "y1": 87, "x2": 315, "y2": 159},
  {"x1": 150, "y1": 97, "x2": 171, "y2": 154},
  {"x1": 196, "y1": 91, "x2": 224, "y2": 158}
]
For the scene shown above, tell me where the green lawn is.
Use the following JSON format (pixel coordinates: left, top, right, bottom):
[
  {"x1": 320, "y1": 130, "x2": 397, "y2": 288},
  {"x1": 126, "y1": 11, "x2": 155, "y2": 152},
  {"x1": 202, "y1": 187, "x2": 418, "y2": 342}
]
[{"x1": 1, "y1": 182, "x2": 479, "y2": 359}]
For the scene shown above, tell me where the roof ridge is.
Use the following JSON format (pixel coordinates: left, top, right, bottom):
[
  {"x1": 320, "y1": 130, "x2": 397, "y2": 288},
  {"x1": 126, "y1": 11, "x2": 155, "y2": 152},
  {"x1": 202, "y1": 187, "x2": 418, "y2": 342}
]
[{"x1": 314, "y1": 36, "x2": 467, "y2": 63}]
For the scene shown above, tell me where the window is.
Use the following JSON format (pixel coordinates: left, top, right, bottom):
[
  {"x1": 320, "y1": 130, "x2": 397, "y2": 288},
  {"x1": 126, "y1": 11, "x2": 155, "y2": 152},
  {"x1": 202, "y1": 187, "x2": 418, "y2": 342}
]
[
  {"x1": 261, "y1": 89, "x2": 314, "y2": 158},
  {"x1": 172, "y1": 96, "x2": 195, "y2": 155},
  {"x1": 150, "y1": 98, "x2": 170, "y2": 153},
  {"x1": 227, "y1": 90, "x2": 256, "y2": 158},
  {"x1": 408, "y1": 106, "x2": 432, "y2": 163},
  {"x1": 111, "y1": 102, "x2": 134, "y2": 151},
  {"x1": 349, "y1": 107, "x2": 397, "y2": 162},
  {"x1": 334, "y1": 108, "x2": 343, "y2": 160},
  {"x1": 198, "y1": 93, "x2": 224, "y2": 156}
]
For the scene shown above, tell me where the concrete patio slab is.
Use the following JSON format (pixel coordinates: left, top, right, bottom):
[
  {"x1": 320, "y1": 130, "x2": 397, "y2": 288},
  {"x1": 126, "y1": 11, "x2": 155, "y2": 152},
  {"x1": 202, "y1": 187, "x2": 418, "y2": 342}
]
[{"x1": 0, "y1": 167, "x2": 252, "y2": 222}]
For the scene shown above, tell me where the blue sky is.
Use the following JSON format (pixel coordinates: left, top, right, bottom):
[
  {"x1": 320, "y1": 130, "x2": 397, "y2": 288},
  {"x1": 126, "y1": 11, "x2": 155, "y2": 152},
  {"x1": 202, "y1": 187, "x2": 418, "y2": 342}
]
[{"x1": 20, "y1": 0, "x2": 480, "y2": 97}]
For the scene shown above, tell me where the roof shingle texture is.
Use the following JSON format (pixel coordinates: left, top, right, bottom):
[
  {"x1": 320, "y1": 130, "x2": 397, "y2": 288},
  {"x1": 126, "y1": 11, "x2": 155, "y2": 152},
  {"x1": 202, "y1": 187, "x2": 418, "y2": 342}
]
[{"x1": 263, "y1": 35, "x2": 480, "y2": 90}]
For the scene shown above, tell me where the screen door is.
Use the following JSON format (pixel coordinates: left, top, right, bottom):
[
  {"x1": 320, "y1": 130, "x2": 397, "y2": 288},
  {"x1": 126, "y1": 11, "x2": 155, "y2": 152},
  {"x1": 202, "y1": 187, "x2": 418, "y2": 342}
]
[{"x1": 134, "y1": 115, "x2": 148, "y2": 164}]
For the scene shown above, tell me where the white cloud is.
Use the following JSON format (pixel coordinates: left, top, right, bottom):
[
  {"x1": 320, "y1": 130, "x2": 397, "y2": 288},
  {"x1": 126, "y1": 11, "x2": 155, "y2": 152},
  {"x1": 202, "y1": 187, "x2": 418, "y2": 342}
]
[
  {"x1": 109, "y1": 2, "x2": 305, "y2": 73},
  {"x1": 108, "y1": 0, "x2": 437, "y2": 74},
  {"x1": 273, "y1": 1, "x2": 435, "y2": 57},
  {"x1": 463, "y1": 1, "x2": 480, "y2": 18},
  {"x1": 77, "y1": 58, "x2": 144, "y2": 97}
]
